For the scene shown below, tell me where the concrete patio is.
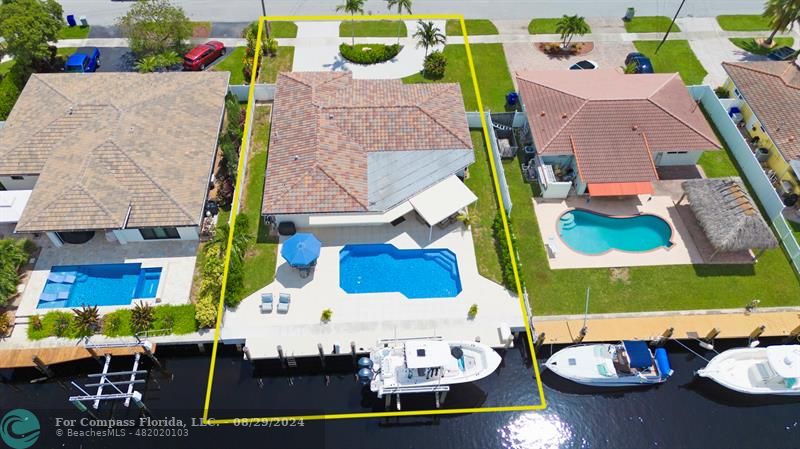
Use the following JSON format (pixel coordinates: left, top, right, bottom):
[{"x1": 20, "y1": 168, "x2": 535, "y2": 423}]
[
  {"x1": 221, "y1": 218, "x2": 525, "y2": 359},
  {"x1": 15, "y1": 233, "x2": 198, "y2": 317}
]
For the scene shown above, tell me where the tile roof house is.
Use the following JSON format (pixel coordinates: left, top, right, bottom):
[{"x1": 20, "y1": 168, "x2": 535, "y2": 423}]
[
  {"x1": 722, "y1": 61, "x2": 800, "y2": 196},
  {"x1": 516, "y1": 69, "x2": 721, "y2": 197},
  {"x1": 0, "y1": 72, "x2": 229, "y2": 244},
  {"x1": 262, "y1": 72, "x2": 475, "y2": 228}
]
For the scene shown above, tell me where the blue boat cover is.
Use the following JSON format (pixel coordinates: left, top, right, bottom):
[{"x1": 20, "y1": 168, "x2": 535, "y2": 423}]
[{"x1": 623, "y1": 340, "x2": 652, "y2": 370}]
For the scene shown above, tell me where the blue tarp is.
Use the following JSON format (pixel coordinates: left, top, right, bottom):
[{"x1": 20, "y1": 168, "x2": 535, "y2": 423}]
[{"x1": 623, "y1": 340, "x2": 652, "y2": 370}]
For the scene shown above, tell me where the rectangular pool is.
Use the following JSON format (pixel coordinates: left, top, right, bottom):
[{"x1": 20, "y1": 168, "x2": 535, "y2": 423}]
[
  {"x1": 37, "y1": 263, "x2": 162, "y2": 309},
  {"x1": 339, "y1": 244, "x2": 462, "y2": 299}
]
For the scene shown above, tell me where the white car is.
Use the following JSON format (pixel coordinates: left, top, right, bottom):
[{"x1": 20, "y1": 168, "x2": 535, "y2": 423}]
[{"x1": 569, "y1": 60, "x2": 599, "y2": 70}]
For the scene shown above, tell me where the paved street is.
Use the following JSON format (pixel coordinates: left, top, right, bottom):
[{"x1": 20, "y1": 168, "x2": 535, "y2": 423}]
[{"x1": 60, "y1": 0, "x2": 763, "y2": 26}]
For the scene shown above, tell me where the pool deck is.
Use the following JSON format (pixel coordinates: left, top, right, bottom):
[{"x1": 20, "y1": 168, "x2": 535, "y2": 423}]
[
  {"x1": 221, "y1": 219, "x2": 526, "y2": 359},
  {"x1": 14, "y1": 234, "x2": 198, "y2": 317}
]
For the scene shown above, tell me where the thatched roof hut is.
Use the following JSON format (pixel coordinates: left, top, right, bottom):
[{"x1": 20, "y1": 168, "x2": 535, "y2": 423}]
[{"x1": 681, "y1": 177, "x2": 778, "y2": 259}]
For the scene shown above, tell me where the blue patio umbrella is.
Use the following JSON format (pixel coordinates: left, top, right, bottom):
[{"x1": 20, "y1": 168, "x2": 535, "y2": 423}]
[{"x1": 281, "y1": 233, "x2": 322, "y2": 268}]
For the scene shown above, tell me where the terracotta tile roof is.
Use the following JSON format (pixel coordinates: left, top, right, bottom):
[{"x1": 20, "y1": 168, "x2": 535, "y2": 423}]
[
  {"x1": 263, "y1": 72, "x2": 473, "y2": 215},
  {"x1": 516, "y1": 69, "x2": 721, "y2": 184},
  {"x1": 723, "y1": 61, "x2": 800, "y2": 161},
  {"x1": 1, "y1": 72, "x2": 229, "y2": 232}
]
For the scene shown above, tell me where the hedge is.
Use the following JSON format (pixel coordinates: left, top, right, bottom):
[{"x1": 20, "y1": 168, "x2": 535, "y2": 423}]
[
  {"x1": 339, "y1": 43, "x2": 402, "y2": 65},
  {"x1": 492, "y1": 213, "x2": 523, "y2": 291}
]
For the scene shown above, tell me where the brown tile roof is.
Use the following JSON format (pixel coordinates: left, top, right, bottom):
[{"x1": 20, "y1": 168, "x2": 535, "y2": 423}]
[
  {"x1": 263, "y1": 72, "x2": 472, "y2": 215},
  {"x1": 1, "y1": 72, "x2": 229, "y2": 232},
  {"x1": 516, "y1": 69, "x2": 721, "y2": 184},
  {"x1": 723, "y1": 61, "x2": 800, "y2": 161}
]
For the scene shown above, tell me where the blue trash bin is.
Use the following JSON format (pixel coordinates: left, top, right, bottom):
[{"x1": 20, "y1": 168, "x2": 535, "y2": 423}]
[
  {"x1": 66, "y1": 14, "x2": 76, "y2": 27},
  {"x1": 506, "y1": 91, "x2": 519, "y2": 106}
]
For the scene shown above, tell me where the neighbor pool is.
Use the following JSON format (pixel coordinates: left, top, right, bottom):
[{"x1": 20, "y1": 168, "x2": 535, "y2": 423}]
[
  {"x1": 558, "y1": 209, "x2": 673, "y2": 255},
  {"x1": 339, "y1": 244, "x2": 461, "y2": 298},
  {"x1": 37, "y1": 263, "x2": 162, "y2": 309}
]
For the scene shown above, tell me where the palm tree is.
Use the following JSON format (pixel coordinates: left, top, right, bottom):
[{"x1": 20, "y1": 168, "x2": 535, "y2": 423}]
[
  {"x1": 763, "y1": 0, "x2": 800, "y2": 46},
  {"x1": 72, "y1": 305, "x2": 100, "y2": 337},
  {"x1": 387, "y1": 0, "x2": 413, "y2": 44},
  {"x1": 135, "y1": 55, "x2": 159, "y2": 73},
  {"x1": 555, "y1": 14, "x2": 590, "y2": 49},
  {"x1": 413, "y1": 20, "x2": 446, "y2": 58},
  {"x1": 131, "y1": 301, "x2": 155, "y2": 333},
  {"x1": 336, "y1": 0, "x2": 366, "y2": 46}
]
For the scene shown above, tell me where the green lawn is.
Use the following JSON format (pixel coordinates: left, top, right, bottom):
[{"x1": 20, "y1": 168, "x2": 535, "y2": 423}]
[
  {"x1": 633, "y1": 40, "x2": 707, "y2": 85},
  {"x1": 623, "y1": 16, "x2": 680, "y2": 33},
  {"x1": 57, "y1": 25, "x2": 90, "y2": 39},
  {"x1": 446, "y1": 19, "x2": 499, "y2": 36},
  {"x1": 258, "y1": 46, "x2": 294, "y2": 83},
  {"x1": 529, "y1": 18, "x2": 590, "y2": 34},
  {"x1": 465, "y1": 130, "x2": 503, "y2": 284},
  {"x1": 0, "y1": 59, "x2": 14, "y2": 76},
  {"x1": 402, "y1": 44, "x2": 514, "y2": 112},
  {"x1": 729, "y1": 37, "x2": 795, "y2": 55},
  {"x1": 238, "y1": 105, "x2": 278, "y2": 300},
  {"x1": 267, "y1": 21, "x2": 298, "y2": 38},
  {"x1": 717, "y1": 15, "x2": 772, "y2": 31},
  {"x1": 340, "y1": 20, "x2": 406, "y2": 37},
  {"x1": 698, "y1": 108, "x2": 738, "y2": 178},
  {"x1": 213, "y1": 47, "x2": 246, "y2": 84}
]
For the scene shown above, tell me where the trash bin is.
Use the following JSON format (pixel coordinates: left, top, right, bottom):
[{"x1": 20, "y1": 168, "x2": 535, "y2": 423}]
[
  {"x1": 506, "y1": 92, "x2": 519, "y2": 106},
  {"x1": 66, "y1": 14, "x2": 76, "y2": 27},
  {"x1": 756, "y1": 147, "x2": 770, "y2": 162},
  {"x1": 80, "y1": 16, "x2": 88, "y2": 27}
]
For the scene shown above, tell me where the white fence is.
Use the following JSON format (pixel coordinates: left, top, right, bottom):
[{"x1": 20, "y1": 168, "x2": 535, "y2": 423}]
[
  {"x1": 466, "y1": 112, "x2": 514, "y2": 216},
  {"x1": 228, "y1": 84, "x2": 276, "y2": 102},
  {"x1": 690, "y1": 85, "x2": 800, "y2": 274}
]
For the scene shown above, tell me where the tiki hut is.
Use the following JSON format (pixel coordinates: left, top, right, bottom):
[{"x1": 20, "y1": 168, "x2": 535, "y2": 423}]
[{"x1": 680, "y1": 177, "x2": 778, "y2": 260}]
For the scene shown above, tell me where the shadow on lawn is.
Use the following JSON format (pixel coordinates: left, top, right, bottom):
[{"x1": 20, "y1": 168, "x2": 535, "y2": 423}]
[{"x1": 692, "y1": 263, "x2": 755, "y2": 277}]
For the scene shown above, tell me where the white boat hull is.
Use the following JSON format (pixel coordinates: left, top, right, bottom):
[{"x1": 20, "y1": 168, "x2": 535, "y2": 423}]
[
  {"x1": 544, "y1": 343, "x2": 668, "y2": 387},
  {"x1": 697, "y1": 346, "x2": 800, "y2": 396}
]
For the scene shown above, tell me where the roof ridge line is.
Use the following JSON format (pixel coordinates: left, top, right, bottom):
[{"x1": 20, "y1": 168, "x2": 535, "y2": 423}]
[
  {"x1": 316, "y1": 164, "x2": 369, "y2": 209},
  {"x1": 538, "y1": 100, "x2": 589, "y2": 153},
  {"x1": 18, "y1": 184, "x2": 119, "y2": 230},
  {"x1": 646, "y1": 95, "x2": 721, "y2": 150},
  {"x1": 415, "y1": 102, "x2": 473, "y2": 149}
]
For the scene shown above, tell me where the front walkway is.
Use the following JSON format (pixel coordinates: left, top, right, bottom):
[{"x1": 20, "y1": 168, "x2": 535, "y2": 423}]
[{"x1": 221, "y1": 219, "x2": 524, "y2": 359}]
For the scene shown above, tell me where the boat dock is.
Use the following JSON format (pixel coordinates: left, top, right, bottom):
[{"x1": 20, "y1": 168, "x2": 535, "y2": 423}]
[
  {"x1": 0, "y1": 342, "x2": 157, "y2": 369},
  {"x1": 533, "y1": 308, "x2": 800, "y2": 345}
]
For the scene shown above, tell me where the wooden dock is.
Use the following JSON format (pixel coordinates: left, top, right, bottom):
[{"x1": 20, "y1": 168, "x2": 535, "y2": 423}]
[
  {"x1": 0, "y1": 343, "x2": 156, "y2": 369},
  {"x1": 533, "y1": 310, "x2": 800, "y2": 344}
]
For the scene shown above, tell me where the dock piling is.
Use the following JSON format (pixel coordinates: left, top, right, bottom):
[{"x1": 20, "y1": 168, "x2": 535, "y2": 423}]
[
  {"x1": 748, "y1": 325, "x2": 766, "y2": 347},
  {"x1": 243, "y1": 346, "x2": 251, "y2": 361},
  {"x1": 574, "y1": 326, "x2": 588, "y2": 344},
  {"x1": 699, "y1": 327, "x2": 720, "y2": 350},
  {"x1": 277, "y1": 345, "x2": 285, "y2": 368},
  {"x1": 318, "y1": 343, "x2": 326, "y2": 370},
  {"x1": 785, "y1": 325, "x2": 800, "y2": 343},
  {"x1": 650, "y1": 327, "x2": 674, "y2": 347},
  {"x1": 31, "y1": 355, "x2": 54, "y2": 378},
  {"x1": 142, "y1": 341, "x2": 170, "y2": 379},
  {"x1": 533, "y1": 332, "x2": 545, "y2": 352}
]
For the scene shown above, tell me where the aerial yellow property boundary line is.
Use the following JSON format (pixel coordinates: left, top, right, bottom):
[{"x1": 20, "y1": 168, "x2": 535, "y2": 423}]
[{"x1": 202, "y1": 14, "x2": 547, "y2": 425}]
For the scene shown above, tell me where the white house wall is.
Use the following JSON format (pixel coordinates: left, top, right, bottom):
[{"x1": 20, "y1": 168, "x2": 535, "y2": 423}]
[
  {"x1": 112, "y1": 226, "x2": 199, "y2": 244},
  {"x1": 0, "y1": 175, "x2": 38, "y2": 190}
]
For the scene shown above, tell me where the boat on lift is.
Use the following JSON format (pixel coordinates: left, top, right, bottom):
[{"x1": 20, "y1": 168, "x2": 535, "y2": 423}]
[
  {"x1": 696, "y1": 345, "x2": 800, "y2": 396},
  {"x1": 544, "y1": 340, "x2": 673, "y2": 387},
  {"x1": 358, "y1": 338, "x2": 502, "y2": 397}
]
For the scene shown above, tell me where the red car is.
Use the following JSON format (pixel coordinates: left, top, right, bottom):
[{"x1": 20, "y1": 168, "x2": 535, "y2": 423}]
[{"x1": 183, "y1": 41, "x2": 226, "y2": 71}]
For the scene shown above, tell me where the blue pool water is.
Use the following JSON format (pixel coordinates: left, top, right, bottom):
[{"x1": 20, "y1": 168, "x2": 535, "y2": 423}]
[
  {"x1": 558, "y1": 209, "x2": 673, "y2": 255},
  {"x1": 339, "y1": 244, "x2": 462, "y2": 298},
  {"x1": 37, "y1": 263, "x2": 162, "y2": 309}
]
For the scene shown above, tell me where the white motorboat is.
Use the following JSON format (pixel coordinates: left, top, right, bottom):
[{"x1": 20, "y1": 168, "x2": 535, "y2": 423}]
[
  {"x1": 358, "y1": 338, "x2": 502, "y2": 397},
  {"x1": 696, "y1": 345, "x2": 800, "y2": 396},
  {"x1": 544, "y1": 340, "x2": 673, "y2": 387}
]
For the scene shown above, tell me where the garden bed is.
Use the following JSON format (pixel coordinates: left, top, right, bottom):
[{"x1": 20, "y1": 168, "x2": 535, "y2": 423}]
[
  {"x1": 537, "y1": 41, "x2": 594, "y2": 57},
  {"x1": 339, "y1": 43, "x2": 402, "y2": 65}
]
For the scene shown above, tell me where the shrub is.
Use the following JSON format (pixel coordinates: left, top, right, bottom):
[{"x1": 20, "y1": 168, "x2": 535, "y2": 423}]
[
  {"x1": 339, "y1": 43, "x2": 402, "y2": 65},
  {"x1": 54, "y1": 314, "x2": 72, "y2": 337},
  {"x1": 0, "y1": 66, "x2": 24, "y2": 121},
  {"x1": 72, "y1": 305, "x2": 100, "y2": 337},
  {"x1": 0, "y1": 312, "x2": 11, "y2": 336},
  {"x1": 103, "y1": 311, "x2": 126, "y2": 336},
  {"x1": 321, "y1": 308, "x2": 333, "y2": 322},
  {"x1": 492, "y1": 213, "x2": 522, "y2": 291},
  {"x1": 29, "y1": 314, "x2": 42, "y2": 331},
  {"x1": 195, "y1": 296, "x2": 218, "y2": 328},
  {"x1": 263, "y1": 37, "x2": 278, "y2": 57},
  {"x1": 423, "y1": 50, "x2": 447, "y2": 79},
  {"x1": 714, "y1": 86, "x2": 730, "y2": 98},
  {"x1": 131, "y1": 301, "x2": 155, "y2": 333},
  {"x1": 0, "y1": 238, "x2": 31, "y2": 307},
  {"x1": 468, "y1": 304, "x2": 478, "y2": 319}
]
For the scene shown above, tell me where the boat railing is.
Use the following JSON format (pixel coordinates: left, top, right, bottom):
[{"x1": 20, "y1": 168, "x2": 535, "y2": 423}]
[
  {"x1": 377, "y1": 336, "x2": 443, "y2": 344},
  {"x1": 380, "y1": 385, "x2": 451, "y2": 395}
]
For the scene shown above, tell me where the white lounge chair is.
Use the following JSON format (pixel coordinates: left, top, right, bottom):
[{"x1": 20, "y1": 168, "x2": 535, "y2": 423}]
[
  {"x1": 260, "y1": 293, "x2": 273, "y2": 313},
  {"x1": 277, "y1": 293, "x2": 291, "y2": 314},
  {"x1": 546, "y1": 236, "x2": 560, "y2": 259}
]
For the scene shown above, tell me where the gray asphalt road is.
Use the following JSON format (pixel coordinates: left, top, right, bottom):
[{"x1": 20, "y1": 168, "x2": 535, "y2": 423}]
[{"x1": 62, "y1": 0, "x2": 762, "y2": 26}]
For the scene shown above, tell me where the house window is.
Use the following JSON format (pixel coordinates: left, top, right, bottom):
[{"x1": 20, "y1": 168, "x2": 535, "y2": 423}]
[
  {"x1": 666, "y1": 151, "x2": 688, "y2": 154},
  {"x1": 140, "y1": 227, "x2": 180, "y2": 240},
  {"x1": 733, "y1": 88, "x2": 743, "y2": 100},
  {"x1": 10, "y1": 175, "x2": 24, "y2": 180}
]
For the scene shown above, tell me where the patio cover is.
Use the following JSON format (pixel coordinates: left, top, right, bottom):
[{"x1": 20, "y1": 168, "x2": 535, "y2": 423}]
[
  {"x1": 409, "y1": 176, "x2": 477, "y2": 226},
  {"x1": 587, "y1": 182, "x2": 654, "y2": 197},
  {"x1": 0, "y1": 190, "x2": 31, "y2": 223},
  {"x1": 405, "y1": 340, "x2": 453, "y2": 369}
]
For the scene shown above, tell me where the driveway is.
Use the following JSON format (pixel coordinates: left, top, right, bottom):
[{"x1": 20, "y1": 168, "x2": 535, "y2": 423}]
[
  {"x1": 687, "y1": 37, "x2": 768, "y2": 86},
  {"x1": 96, "y1": 47, "x2": 135, "y2": 72},
  {"x1": 503, "y1": 40, "x2": 635, "y2": 87}
]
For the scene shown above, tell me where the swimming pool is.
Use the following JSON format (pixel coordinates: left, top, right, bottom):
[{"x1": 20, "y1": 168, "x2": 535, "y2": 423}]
[
  {"x1": 339, "y1": 244, "x2": 462, "y2": 298},
  {"x1": 37, "y1": 263, "x2": 162, "y2": 309},
  {"x1": 558, "y1": 209, "x2": 673, "y2": 255}
]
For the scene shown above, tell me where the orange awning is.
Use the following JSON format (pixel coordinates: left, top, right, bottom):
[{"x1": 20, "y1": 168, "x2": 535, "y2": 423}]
[{"x1": 587, "y1": 182, "x2": 654, "y2": 197}]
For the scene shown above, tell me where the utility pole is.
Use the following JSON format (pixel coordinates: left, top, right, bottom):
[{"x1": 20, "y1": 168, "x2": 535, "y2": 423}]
[
  {"x1": 260, "y1": 0, "x2": 266, "y2": 16},
  {"x1": 655, "y1": 0, "x2": 687, "y2": 54}
]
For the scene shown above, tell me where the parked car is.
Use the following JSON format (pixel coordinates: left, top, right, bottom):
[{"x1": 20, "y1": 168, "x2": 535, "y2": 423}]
[
  {"x1": 767, "y1": 46, "x2": 797, "y2": 61},
  {"x1": 624, "y1": 52, "x2": 654, "y2": 74},
  {"x1": 183, "y1": 41, "x2": 226, "y2": 71},
  {"x1": 569, "y1": 60, "x2": 599, "y2": 70},
  {"x1": 64, "y1": 47, "x2": 100, "y2": 73}
]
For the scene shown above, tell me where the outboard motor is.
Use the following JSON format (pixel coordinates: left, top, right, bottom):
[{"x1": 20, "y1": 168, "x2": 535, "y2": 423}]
[
  {"x1": 357, "y1": 367, "x2": 373, "y2": 385},
  {"x1": 357, "y1": 357, "x2": 373, "y2": 369}
]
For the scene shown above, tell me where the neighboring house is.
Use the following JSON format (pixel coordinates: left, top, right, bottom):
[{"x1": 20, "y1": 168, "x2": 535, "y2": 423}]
[
  {"x1": 0, "y1": 72, "x2": 230, "y2": 246},
  {"x1": 723, "y1": 60, "x2": 800, "y2": 196},
  {"x1": 262, "y1": 72, "x2": 476, "y2": 230},
  {"x1": 515, "y1": 69, "x2": 721, "y2": 198}
]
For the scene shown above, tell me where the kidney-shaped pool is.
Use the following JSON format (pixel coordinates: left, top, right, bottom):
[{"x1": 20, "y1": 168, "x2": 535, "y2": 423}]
[{"x1": 557, "y1": 209, "x2": 674, "y2": 255}]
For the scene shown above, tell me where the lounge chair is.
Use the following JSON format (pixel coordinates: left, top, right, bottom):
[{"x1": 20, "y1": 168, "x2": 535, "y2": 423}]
[
  {"x1": 62, "y1": 272, "x2": 77, "y2": 284},
  {"x1": 546, "y1": 236, "x2": 560, "y2": 258},
  {"x1": 260, "y1": 292, "x2": 273, "y2": 313},
  {"x1": 277, "y1": 293, "x2": 291, "y2": 314}
]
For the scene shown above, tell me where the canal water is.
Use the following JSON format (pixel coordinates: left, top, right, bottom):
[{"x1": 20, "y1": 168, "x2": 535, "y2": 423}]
[{"x1": 1, "y1": 337, "x2": 798, "y2": 449}]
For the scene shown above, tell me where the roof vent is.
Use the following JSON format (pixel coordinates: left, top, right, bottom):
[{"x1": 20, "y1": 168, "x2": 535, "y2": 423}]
[
  {"x1": 328, "y1": 113, "x2": 334, "y2": 119},
  {"x1": 632, "y1": 124, "x2": 639, "y2": 131},
  {"x1": 293, "y1": 155, "x2": 299, "y2": 161},
  {"x1": 540, "y1": 111, "x2": 546, "y2": 117},
  {"x1": 790, "y1": 136, "x2": 796, "y2": 142},
  {"x1": 67, "y1": 106, "x2": 74, "y2": 115},
  {"x1": 561, "y1": 112, "x2": 568, "y2": 119}
]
